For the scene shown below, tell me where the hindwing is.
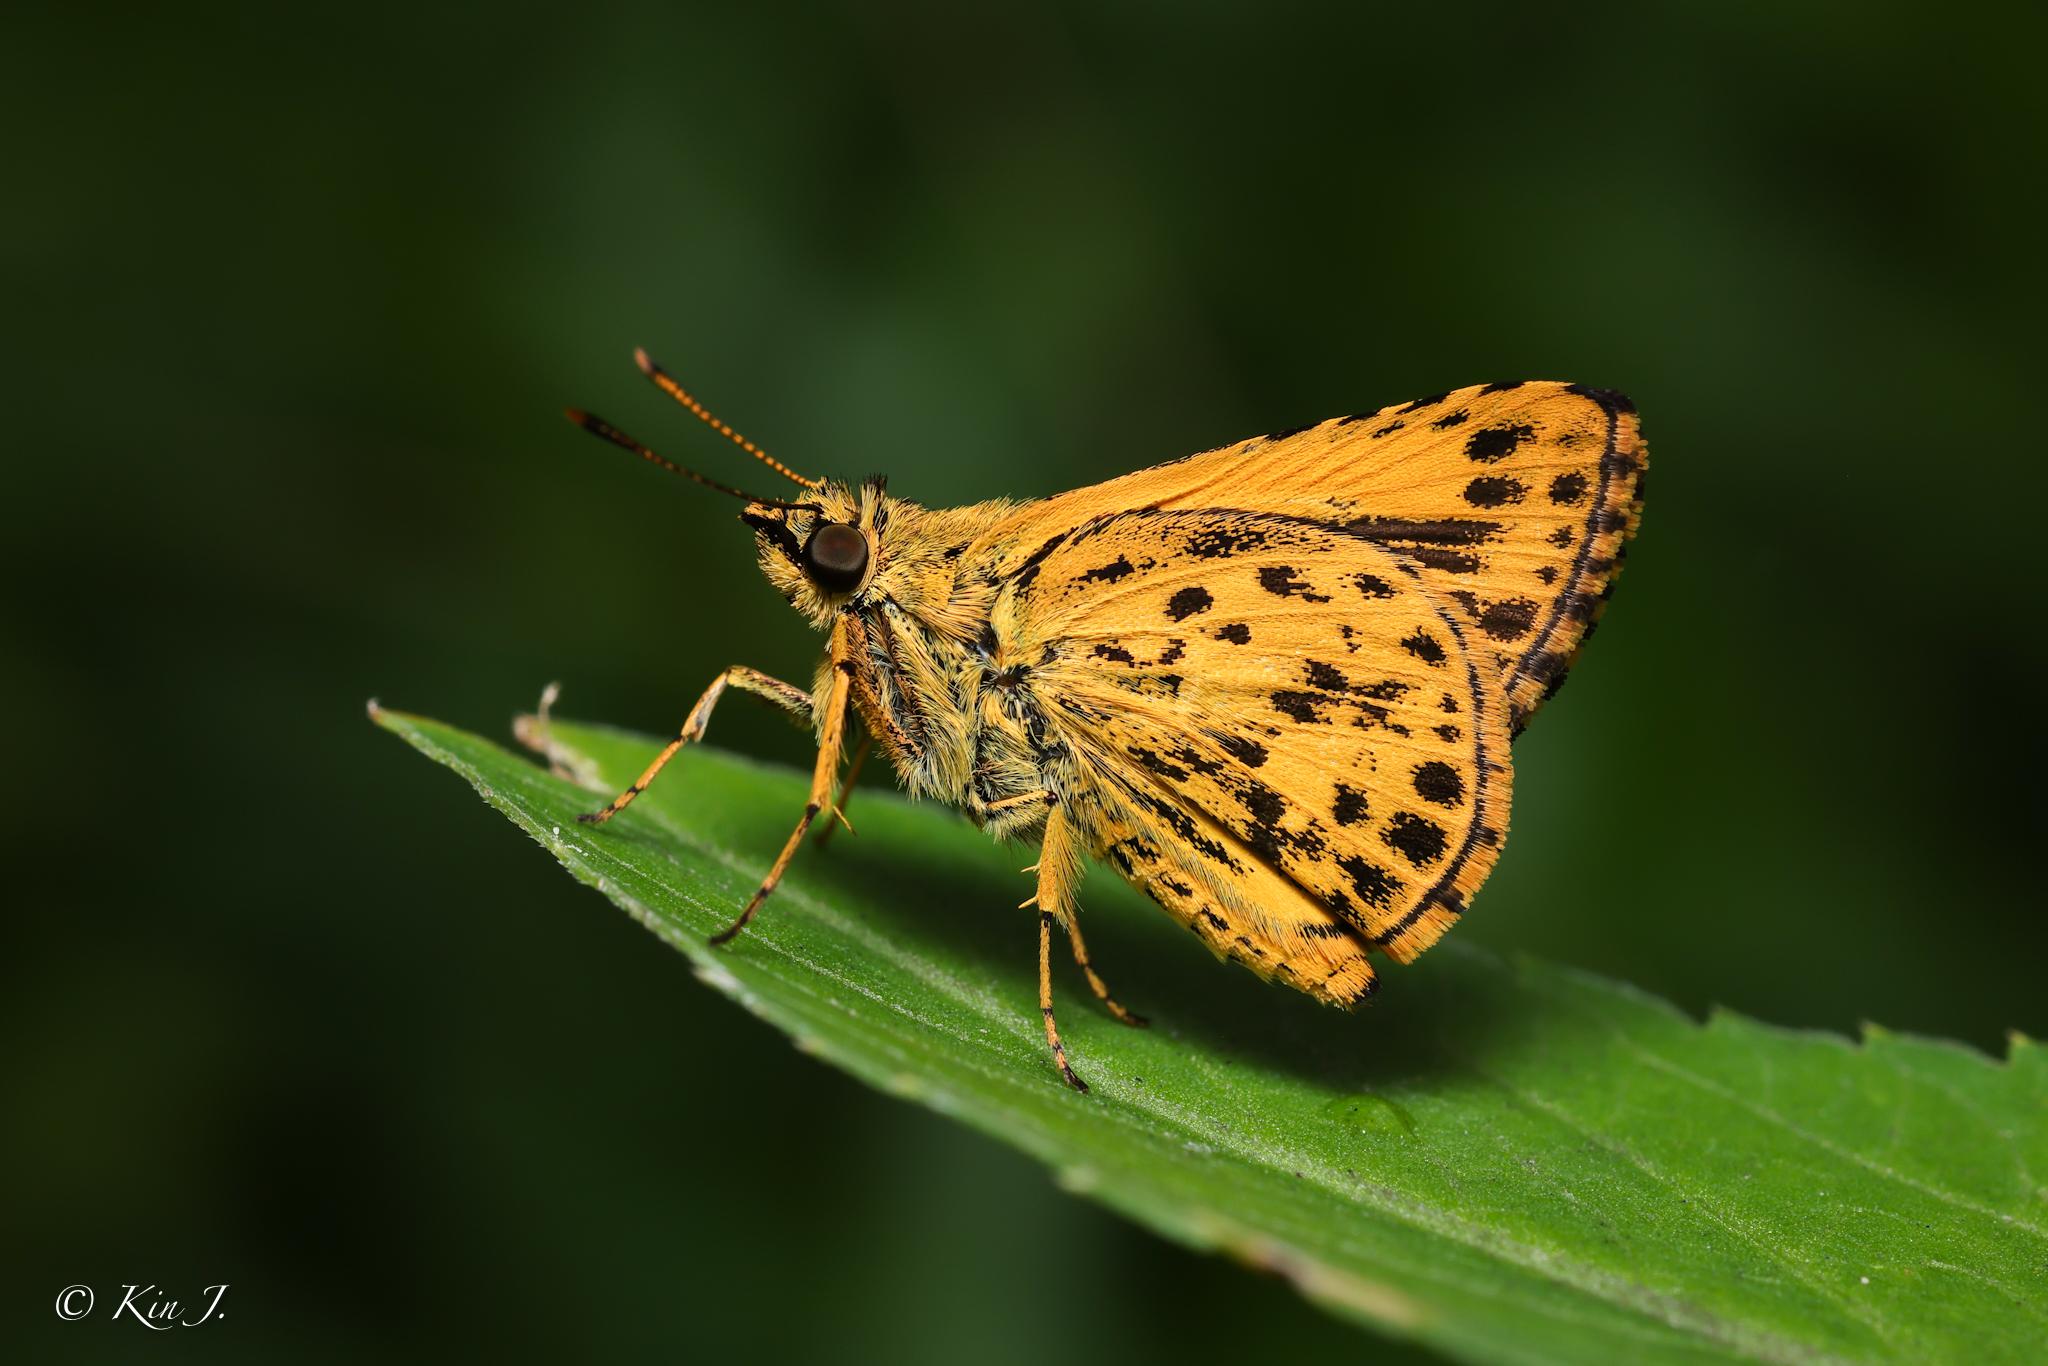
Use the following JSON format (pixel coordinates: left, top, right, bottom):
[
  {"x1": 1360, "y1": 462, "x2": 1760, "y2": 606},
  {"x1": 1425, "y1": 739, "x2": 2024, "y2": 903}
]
[{"x1": 985, "y1": 509, "x2": 1513, "y2": 973}]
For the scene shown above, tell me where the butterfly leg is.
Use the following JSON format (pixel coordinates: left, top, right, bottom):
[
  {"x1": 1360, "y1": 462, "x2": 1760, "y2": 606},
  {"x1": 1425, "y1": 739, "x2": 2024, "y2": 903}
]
[
  {"x1": 710, "y1": 631, "x2": 854, "y2": 945},
  {"x1": 1029, "y1": 802, "x2": 1104, "y2": 1090},
  {"x1": 1062, "y1": 915, "x2": 1148, "y2": 1029},
  {"x1": 814, "y1": 732, "x2": 870, "y2": 848},
  {"x1": 1027, "y1": 804, "x2": 1146, "y2": 1029},
  {"x1": 578, "y1": 666, "x2": 812, "y2": 826},
  {"x1": 1038, "y1": 911, "x2": 1088, "y2": 1093}
]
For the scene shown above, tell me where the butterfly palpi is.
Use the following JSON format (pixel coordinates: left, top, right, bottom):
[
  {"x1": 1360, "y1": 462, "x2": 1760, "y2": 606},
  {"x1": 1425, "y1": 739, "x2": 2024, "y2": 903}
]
[{"x1": 566, "y1": 351, "x2": 1647, "y2": 1090}]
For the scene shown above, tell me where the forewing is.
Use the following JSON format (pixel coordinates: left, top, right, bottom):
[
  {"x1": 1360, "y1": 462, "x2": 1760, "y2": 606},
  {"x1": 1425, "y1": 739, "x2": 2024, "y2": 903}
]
[
  {"x1": 977, "y1": 382, "x2": 1645, "y2": 730},
  {"x1": 997, "y1": 511, "x2": 1513, "y2": 966}
]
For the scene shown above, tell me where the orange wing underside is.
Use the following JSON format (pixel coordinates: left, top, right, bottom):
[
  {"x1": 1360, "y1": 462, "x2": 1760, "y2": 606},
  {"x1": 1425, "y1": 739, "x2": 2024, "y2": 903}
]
[
  {"x1": 966, "y1": 381, "x2": 1643, "y2": 996},
  {"x1": 988, "y1": 509, "x2": 1514, "y2": 1000},
  {"x1": 988, "y1": 382, "x2": 1648, "y2": 731}
]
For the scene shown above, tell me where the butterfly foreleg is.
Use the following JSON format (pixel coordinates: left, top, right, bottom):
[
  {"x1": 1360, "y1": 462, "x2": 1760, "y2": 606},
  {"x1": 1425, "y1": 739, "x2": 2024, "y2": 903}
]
[
  {"x1": 709, "y1": 627, "x2": 854, "y2": 945},
  {"x1": 578, "y1": 665, "x2": 812, "y2": 826}
]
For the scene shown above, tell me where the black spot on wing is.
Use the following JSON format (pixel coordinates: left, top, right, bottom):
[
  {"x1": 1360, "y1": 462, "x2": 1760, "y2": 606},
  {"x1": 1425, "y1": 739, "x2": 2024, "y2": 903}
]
[
  {"x1": 1166, "y1": 585, "x2": 1213, "y2": 620},
  {"x1": 1264, "y1": 421, "x2": 1317, "y2": 441},
  {"x1": 1213, "y1": 732, "x2": 1269, "y2": 768},
  {"x1": 1462, "y1": 476, "x2": 1526, "y2": 508},
  {"x1": 1409, "y1": 548, "x2": 1482, "y2": 574},
  {"x1": 1240, "y1": 781, "x2": 1285, "y2": 827},
  {"x1": 1352, "y1": 572, "x2": 1395, "y2": 599},
  {"x1": 1078, "y1": 556, "x2": 1136, "y2": 585},
  {"x1": 1214, "y1": 622, "x2": 1251, "y2": 644},
  {"x1": 1412, "y1": 760, "x2": 1465, "y2": 807},
  {"x1": 1183, "y1": 525, "x2": 1270, "y2": 559},
  {"x1": 1383, "y1": 811, "x2": 1448, "y2": 867},
  {"x1": 1332, "y1": 784, "x2": 1370, "y2": 825},
  {"x1": 1465, "y1": 422, "x2": 1536, "y2": 463},
  {"x1": 1431, "y1": 409, "x2": 1470, "y2": 430},
  {"x1": 1401, "y1": 392, "x2": 1450, "y2": 413},
  {"x1": 1401, "y1": 630, "x2": 1447, "y2": 666},
  {"x1": 1270, "y1": 691, "x2": 1327, "y2": 724},
  {"x1": 1306, "y1": 660, "x2": 1348, "y2": 692},
  {"x1": 1257, "y1": 565, "x2": 1331, "y2": 602},
  {"x1": 1338, "y1": 855, "x2": 1404, "y2": 909},
  {"x1": 1346, "y1": 515, "x2": 1501, "y2": 547},
  {"x1": 1479, "y1": 380, "x2": 1526, "y2": 394},
  {"x1": 1548, "y1": 471, "x2": 1589, "y2": 505},
  {"x1": 1474, "y1": 596, "x2": 1538, "y2": 642}
]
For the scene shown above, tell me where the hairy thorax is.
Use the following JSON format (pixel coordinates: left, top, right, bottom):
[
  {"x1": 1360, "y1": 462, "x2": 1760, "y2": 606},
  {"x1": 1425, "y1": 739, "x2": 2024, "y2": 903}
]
[{"x1": 839, "y1": 595, "x2": 1065, "y2": 841}]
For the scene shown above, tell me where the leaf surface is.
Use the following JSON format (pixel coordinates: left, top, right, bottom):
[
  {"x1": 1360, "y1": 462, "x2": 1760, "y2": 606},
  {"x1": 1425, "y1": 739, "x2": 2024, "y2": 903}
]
[{"x1": 375, "y1": 705, "x2": 2046, "y2": 1365}]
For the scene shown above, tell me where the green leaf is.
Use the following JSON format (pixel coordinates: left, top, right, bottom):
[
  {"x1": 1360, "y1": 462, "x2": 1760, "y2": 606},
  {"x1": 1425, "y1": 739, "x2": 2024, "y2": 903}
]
[{"x1": 374, "y1": 704, "x2": 2046, "y2": 1365}]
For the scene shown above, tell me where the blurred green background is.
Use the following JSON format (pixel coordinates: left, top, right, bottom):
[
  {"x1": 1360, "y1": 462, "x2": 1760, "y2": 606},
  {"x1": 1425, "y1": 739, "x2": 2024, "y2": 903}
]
[{"x1": 6, "y1": 2, "x2": 2044, "y2": 1362}]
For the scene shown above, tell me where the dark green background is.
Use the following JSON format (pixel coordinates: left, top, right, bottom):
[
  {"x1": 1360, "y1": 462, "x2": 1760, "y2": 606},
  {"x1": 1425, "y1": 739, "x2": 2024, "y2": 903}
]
[{"x1": 6, "y1": 3, "x2": 2043, "y2": 1362}]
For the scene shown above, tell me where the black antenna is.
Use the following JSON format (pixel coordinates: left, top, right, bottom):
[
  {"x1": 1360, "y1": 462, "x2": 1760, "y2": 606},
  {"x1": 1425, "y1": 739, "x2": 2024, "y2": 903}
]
[{"x1": 563, "y1": 410, "x2": 819, "y2": 511}]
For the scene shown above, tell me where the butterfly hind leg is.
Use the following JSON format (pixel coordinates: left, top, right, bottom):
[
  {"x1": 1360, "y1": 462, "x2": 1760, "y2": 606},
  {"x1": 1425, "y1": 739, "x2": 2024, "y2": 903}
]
[
  {"x1": 1029, "y1": 804, "x2": 1147, "y2": 1092},
  {"x1": 1033, "y1": 803, "x2": 1147, "y2": 1029},
  {"x1": 577, "y1": 666, "x2": 813, "y2": 826},
  {"x1": 1062, "y1": 914, "x2": 1148, "y2": 1029}
]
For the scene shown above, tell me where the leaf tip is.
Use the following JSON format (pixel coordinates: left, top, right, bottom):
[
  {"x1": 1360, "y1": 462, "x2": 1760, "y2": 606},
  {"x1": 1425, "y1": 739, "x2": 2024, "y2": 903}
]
[{"x1": 366, "y1": 697, "x2": 410, "y2": 731}]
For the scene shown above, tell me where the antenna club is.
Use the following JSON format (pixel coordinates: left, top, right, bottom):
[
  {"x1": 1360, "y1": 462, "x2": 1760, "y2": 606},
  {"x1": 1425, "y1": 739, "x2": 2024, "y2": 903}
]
[{"x1": 632, "y1": 347, "x2": 657, "y2": 376}]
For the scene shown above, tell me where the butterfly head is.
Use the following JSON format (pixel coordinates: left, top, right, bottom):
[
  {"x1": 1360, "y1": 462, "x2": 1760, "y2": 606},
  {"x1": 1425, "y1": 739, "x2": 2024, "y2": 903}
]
[{"x1": 744, "y1": 477, "x2": 898, "y2": 627}]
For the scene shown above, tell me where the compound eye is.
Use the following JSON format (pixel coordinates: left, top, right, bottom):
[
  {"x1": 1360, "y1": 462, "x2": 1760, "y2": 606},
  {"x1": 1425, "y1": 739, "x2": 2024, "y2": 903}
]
[{"x1": 802, "y1": 522, "x2": 869, "y2": 593}]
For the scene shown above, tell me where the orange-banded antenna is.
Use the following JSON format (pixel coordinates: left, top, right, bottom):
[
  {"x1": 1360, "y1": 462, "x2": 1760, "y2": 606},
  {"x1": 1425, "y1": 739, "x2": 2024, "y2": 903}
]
[
  {"x1": 634, "y1": 347, "x2": 822, "y2": 490},
  {"x1": 564, "y1": 409, "x2": 820, "y2": 511}
]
